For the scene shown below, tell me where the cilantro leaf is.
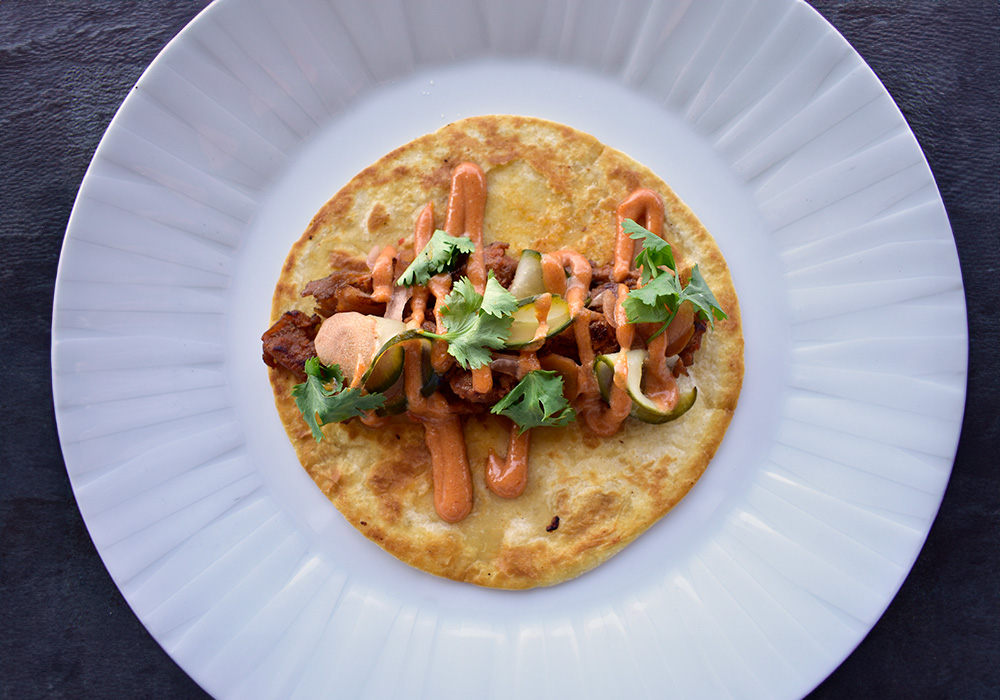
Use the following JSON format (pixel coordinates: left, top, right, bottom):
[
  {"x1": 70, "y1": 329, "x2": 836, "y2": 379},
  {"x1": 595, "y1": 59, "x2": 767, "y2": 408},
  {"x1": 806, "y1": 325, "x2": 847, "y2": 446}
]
[
  {"x1": 397, "y1": 229, "x2": 476, "y2": 286},
  {"x1": 479, "y1": 274, "x2": 520, "y2": 318},
  {"x1": 622, "y1": 270, "x2": 682, "y2": 325},
  {"x1": 624, "y1": 218, "x2": 676, "y2": 283},
  {"x1": 423, "y1": 274, "x2": 517, "y2": 369},
  {"x1": 622, "y1": 219, "x2": 728, "y2": 339},
  {"x1": 681, "y1": 264, "x2": 728, "y2": 327},
  {"x1": 292, "y1": 357, "x2": 385, "y2": 441},
  {"x1": 491, "y1": 370, "x2": 576, "y2": 434}
]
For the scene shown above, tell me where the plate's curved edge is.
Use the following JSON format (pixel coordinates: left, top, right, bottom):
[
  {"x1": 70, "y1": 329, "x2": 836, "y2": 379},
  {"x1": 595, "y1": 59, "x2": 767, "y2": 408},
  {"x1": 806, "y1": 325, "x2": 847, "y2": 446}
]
[
  {"x1": 49, "y1": 2, "x2": 232, "y2": 698},
  {"x1": 793, "y1": 0, "x2": 965, "y2": 270},
  {"x1": 51, "y1": 0, "x2": 222, "y2": 394},
  {"x1": 49, "y1": 1, "x2": 969, "y2": 699},
  {"x1": 726, "y1": 3, "x2": 968, "y2": 694},
  {"x1": 751, "y1": 5, "x2": 969, "y2": 696}
]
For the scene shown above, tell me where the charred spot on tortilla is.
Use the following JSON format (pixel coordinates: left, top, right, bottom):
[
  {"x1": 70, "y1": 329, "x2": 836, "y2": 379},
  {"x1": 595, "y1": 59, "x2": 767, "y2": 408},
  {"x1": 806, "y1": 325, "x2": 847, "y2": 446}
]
[{"x1": 263, "y1": 115, "x2": 743, "y2": 589}]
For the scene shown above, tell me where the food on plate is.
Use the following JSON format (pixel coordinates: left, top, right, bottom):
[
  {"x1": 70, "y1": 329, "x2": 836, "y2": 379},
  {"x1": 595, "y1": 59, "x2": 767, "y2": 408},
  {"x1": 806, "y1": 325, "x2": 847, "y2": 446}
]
[{"x1": 262, "y1": 115, "x2": 743, "y2": 588}]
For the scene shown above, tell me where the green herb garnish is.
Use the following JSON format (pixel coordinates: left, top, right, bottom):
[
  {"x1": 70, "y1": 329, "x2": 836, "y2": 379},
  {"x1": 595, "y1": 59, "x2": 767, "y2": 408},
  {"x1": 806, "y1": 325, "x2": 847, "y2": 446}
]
[
  {"x1": 491, "y1": 370, "x2": 576, "y2": 434},
  {"x1": 292, "y1": 358, "x2": 385, "y2": 441},
  {"x1": 623, "y1": 219, "x2": 676, "y2": 284},
  {"x1": 620, "y1": 219, "x2": 727, "y2": 338},
  {"x1": 397, "y1": 229, "x2": 476, "y2": 286},
  {"x1": 422, "y1": 274, "x2": 518, "y2": 369}
]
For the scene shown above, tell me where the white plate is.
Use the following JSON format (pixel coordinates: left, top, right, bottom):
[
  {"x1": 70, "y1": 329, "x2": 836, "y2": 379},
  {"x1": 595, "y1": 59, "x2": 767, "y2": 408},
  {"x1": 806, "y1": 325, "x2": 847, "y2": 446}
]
[{"x1": 52, "y1": 0, "x2": 967, "y2": 698}]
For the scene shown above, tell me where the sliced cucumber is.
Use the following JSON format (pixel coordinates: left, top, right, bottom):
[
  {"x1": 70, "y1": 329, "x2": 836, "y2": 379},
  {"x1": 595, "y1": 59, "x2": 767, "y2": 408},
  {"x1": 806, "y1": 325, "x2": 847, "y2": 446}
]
[
  {"x1": 364, "y1": 329, "x2": 441, "y2": 398},
  {"x1": 417, "y1": 337, "x2": 439, "y2": 397},
  {"x1": 507, "y1": 249, "x2": 546, "y2": 300},
  {"x1": 505, "y1": 294, "x2": 573, "y2": 348},
  {"x1": 593, "y1": 349, "x2": 697, "y2": 424},
  {"x1": 357, "y1": 318, "x2": 408, "y2": 392},
  {"x1": 593, "y1": 353, "x2": 618, "y2": 402}
]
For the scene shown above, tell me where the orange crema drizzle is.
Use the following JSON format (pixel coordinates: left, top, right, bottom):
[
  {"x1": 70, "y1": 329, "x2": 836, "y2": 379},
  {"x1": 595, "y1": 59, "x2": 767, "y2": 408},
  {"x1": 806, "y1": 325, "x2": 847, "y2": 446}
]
[
  {"x1": 444, "y1": 163, "x2": 492, "y2": 395},
  {"x1": 401, "y1": 199, "x2": 472, "y2": 522},
  {"x1": 377, "y1": 166, "x2": 692, "y2": 522},
  {"x1": 615, "y1": 187, "x2": 680, "y2": 413},
  {"x1": 484, "y1": 293, "x2": 550, "y2": 499},
  {"x1": 370, "y1": 245, "x2": 397, "y2": 303}
]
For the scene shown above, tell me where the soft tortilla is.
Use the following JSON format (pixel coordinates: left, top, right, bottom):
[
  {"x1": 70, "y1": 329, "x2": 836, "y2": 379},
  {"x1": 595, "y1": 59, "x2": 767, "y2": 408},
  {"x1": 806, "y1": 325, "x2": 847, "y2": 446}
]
[{"x1": 269, "y1": 115, "x2": 743, "y2": 588}]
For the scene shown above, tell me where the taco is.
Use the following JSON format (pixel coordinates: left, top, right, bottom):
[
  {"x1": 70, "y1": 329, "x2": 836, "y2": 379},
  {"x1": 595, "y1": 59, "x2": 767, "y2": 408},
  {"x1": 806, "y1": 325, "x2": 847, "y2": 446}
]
[{"x1": 262, "y1": 115, "x2": 743, "y2": 589}]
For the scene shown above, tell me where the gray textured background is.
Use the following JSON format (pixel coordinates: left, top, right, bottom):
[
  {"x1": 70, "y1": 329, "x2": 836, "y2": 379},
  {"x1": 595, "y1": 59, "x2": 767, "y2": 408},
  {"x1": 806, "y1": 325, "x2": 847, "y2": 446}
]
[{"x1": 2, "y1": 1, "x2": 996, "y2": 698}]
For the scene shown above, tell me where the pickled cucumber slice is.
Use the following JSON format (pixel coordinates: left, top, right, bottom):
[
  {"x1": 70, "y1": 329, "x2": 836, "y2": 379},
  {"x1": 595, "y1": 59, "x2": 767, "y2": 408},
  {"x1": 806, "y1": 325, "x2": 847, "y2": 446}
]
[
  {"x1": 358, "y1": 319, "x2": 409, "y2": 392},
  {"x1": 507, "y1": 249, "x2": 546, "y2": 300},
  {"x1": 505, "y1": 294, "x2": 573, "y2": 348},
  {"x1": 593, "y1": 349, "x2": 697, "y2": 424},
  {"x1": 366, "y1": 330, "x2": 440, "y2": 398}
]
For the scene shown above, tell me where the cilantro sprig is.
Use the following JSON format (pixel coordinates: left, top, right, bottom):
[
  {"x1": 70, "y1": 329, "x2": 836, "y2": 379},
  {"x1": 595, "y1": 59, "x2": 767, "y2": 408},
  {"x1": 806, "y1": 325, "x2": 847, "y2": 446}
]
[
  {"x1": 491, "y1": 370, "x2": 576, "y2": 434},
  {"x1": 624, "y1": 219, "x2": 676, "y2": 284},
  {"x1": 620, "y1": 219, "x2": 727, "y2": 339},
  {"x1": 397, "y1": 229, "x2": 476, "y2": 286},
  {"x1": 292, "y1": 357, "x2": 385, "y2": 441},
  {"x1": 422, "y1": 274, "x2": 518, "y2": 369}
]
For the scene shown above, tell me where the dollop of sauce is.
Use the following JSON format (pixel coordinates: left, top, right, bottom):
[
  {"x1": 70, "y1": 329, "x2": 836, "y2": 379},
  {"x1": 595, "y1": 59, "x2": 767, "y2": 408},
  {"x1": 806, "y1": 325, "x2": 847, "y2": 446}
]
[{"x1": 314, "y1": 312, "x2": 383, "y2": 388}]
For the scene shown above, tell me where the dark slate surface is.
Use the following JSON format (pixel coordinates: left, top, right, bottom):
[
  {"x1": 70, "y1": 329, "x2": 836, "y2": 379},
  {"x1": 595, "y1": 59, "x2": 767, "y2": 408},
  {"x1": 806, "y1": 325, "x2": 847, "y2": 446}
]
[{"x1": 1, "y1": 1, "x2": 996, "y2": 698}]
